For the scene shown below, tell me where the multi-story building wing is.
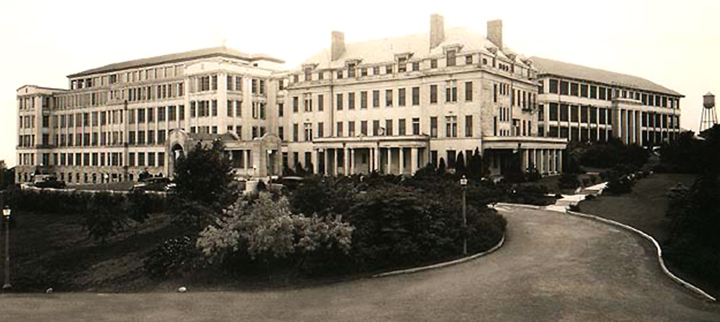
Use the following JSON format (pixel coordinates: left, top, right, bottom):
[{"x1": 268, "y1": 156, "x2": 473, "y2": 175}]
[
  {"x1": 531, "y1": 57, "x2": 683, "y2": 146},
  {"x1": 282, "y1": 15, "x2": 567, "y2": 176},
  {"x1": 15, "y1": 47, "x2": 285, "y2": 184}
]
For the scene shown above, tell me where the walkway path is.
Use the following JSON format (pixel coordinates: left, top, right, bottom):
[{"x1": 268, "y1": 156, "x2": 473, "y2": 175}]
[{"x1": 1, "y1": 207, "x2": 718, "y2": 322}]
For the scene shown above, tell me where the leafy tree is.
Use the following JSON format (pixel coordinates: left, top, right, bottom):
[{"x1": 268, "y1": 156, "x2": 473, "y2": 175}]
[
  {"x1": 467, "y1": 148, "x2": 484, "y2": 180},
  {"x1": 456, "y1": 152, "x2": 466, "y2": 175},
  {"x1": 437, "y1": 158, "x2": 447, "y2": 174},
  {"x1": 171, "y1": 140, "x2": 237, "y2": 232},
  {"x1": 126, "y1": 190, "x2": 151, "y2": 234},
  {"x1": 82, "y1": 192, "x2": 128, "y2": 244}
]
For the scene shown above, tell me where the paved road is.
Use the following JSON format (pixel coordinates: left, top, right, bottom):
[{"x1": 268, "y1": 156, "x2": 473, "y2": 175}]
[{"x1": 1, "y1": 207, "x2": 719, "y2": 322}]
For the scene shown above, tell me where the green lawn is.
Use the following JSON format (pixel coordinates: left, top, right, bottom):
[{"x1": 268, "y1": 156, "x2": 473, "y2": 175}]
[
  {"x1": 576, "y1": 173, "x2": 720, "y2": 297},
  {"x1": 578, "y1": 173, "x2": 696, "y2": 243},
  {"x1": 2, "y1": 210, "x2": 181, "y2": 292}
]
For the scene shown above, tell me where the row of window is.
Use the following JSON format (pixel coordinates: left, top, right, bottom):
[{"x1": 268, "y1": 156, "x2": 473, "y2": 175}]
[
  {"x1": 544, "y1": 78, "x2": 679, "y2": 109},
  {"x1": 70, "y1": 64, "x2": 184, "y2": 90},
  {"x1": 290, "y1": 82, "x2": 477, "y2": 114},
  {"x1": 543, "y1": 103, "x2": 680, "y2": 128},
  {"x1": 293, "y1": 49, "x2": 527, "y2": 83},
  {"x1": 285, "y1": 115, "x2": 476, "y2": 142}
]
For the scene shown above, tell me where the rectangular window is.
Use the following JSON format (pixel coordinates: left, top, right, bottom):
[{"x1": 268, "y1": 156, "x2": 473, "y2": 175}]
[
  {"x1": 212, "y1": 100, "x2": 218, "y2": 116},
  {"x1": 465, "y1": 115, "x2": 473, "y2": 137},
  {"x1": 560, "y1": 81, "x2": 569, "y2": 95},
  {"x1": 580, "y1": 84, "x2": 588, "y2": 98},
  {"x1": 318, "y1": 94, "x2": 324, "y2": 111},
  {"x1": 317, "y1": 122, "x2": 324, "y2": 138},
  {"x1": 293, "y1": 123, "x2": 299, "y2": 142},
  {"x1": 348, "y1": 121, "x2": 355, "y2": 137},
  {"x1": 431, "y1": 59, "x2": 438, "y2": 69},
  {"x1": 373, "y1": 120, "x2": 380, "y2": 136},
  {"x1": 445, "y1": 116, "x2": 457, "y2": 137},
  {"x1": 465, "y1": 81, "x2": 473, "y2": 101},
  {"x1": 361, "y1": 121, "x2": 368, "y2": 135},
  {"x1": 430, "y1": 85, "x2": 438, "y2": 104},
  {"x1": 348, "y1": 92, "x2": 355, "y2": 110},
  {"x1": 360, "y1": 91, "x2": 368, "y2": 109},
  {"x1": 412, "y1": 118, "x2": 420, "y2": 135},
  {"x1": 445, "y1": 81, "x2": 457, "y2": 102},
  {"x1": 549, "y1": 103, "x2": 558, "y2": 121},
  {"x1": 336, "y1": 93, "x2": 343, "y2": 110},
  {"x1": 337, "y1": 122, "x2": 344, "y2": 137},
  {"x1": 412, "y1": 87, "x2": 420, "y2": 106},
  {"x1": 372, "y1": 90, "x2": 380, "y2": 108},
  {"x1": 430, "y1": 117, "x2": 438, "y2": 137},
  {"x1": 398, "y1": 88, "x2": 406, "y2": 106},
  {"x1": 293, "y1": 97, "x2": 299, "y2": 113},
  {"x1": 385, "y1": 119, "x2": 393, "y2": 136},
  {"x1": 385, "y1": 89, "x2": 393, "y2": 107},
  {"x1": 399, "y1": 118, "x2": 406, "y2": 135}
]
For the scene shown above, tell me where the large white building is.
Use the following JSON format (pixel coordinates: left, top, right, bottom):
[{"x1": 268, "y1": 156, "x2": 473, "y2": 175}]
[
  {"x1": 530, "y1": 57, "x2": 682, "y2": 145},
  {"x1": 16, "y1": 47, "x2": 285, "y2": 184},
  {"x1": 16, "y1": 15, "x2": 681, "y2": 184}
]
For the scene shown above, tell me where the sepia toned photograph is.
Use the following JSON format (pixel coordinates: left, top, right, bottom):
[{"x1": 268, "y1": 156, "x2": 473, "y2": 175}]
[{"x1": 0, "y1": 0, "x2": 719, "y2": 321}]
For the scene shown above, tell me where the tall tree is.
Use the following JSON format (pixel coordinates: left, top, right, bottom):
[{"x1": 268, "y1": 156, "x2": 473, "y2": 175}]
[{"x1": 171, "y1": 140, "x2": 237, "y2": 231}]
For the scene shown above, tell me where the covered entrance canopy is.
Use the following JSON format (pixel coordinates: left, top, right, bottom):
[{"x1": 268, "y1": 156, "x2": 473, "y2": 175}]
[
  {"x1": 165, "y1": 129, "x2": 282, "y2": 179},
  {"x1": 482, "y1": 137, "x2": 568, "y2": 176}
]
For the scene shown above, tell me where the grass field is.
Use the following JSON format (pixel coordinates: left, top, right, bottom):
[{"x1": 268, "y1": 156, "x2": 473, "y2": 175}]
[
  {"x1": 578, "y1": 173, "x2": 696, "y2": 242},
  {"x1": 2, "y1": 210, "x2": 183, "y2": 292},
  {"x1": 577, "y1": 173, "x2": 720, "y2": 297}
]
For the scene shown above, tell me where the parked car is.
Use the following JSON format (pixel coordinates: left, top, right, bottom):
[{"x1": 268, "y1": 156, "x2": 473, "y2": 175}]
[
  {"x1": 130, "y1": 177, "x2": 175, "y2": 192},
  {"x1": 33, "y1": 175, "x2": 66, "y2": 189}
]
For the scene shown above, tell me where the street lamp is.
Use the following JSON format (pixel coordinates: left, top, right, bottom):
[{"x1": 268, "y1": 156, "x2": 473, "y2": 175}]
[
  {"x1": 460, "y1": 175, "x2": 468, "y2": 255},
  {"x1": 2, "y1": 206, "x2": 11, "y2": 290}
]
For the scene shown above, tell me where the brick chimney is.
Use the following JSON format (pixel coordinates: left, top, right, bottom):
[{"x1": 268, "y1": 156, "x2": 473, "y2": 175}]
[
  {"x1": 331, "y1": 31, "x2": 345, "y2": 61},
  {"x1": 430, "y1": 14, "x2": 445, "y2": 49},
  {"x1": 487, "y1": 20, "x2": 503, "y2": 49}
]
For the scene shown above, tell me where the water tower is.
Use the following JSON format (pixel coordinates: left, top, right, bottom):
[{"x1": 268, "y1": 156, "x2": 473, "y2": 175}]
[{"x1": 699, "y1": 92, "x2": 717, "y2": 132}]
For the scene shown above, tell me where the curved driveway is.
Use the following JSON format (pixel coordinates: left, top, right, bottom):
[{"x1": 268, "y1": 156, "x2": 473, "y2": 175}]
[{"x1": 1, "y1": 207, "x2": 719, "y2": 322}]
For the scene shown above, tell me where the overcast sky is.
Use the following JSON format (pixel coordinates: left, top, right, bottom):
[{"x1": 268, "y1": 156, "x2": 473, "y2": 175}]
[{"x1": 1, "y1": 0, "x2": 718, "y2": 166}]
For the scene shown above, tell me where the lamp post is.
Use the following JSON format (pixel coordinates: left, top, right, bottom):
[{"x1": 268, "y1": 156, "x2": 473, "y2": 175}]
[
  {"x1": 2, "y1": 206, "x2": 11, "y2": 290},
  {"x1": 460, "y1": 175, "x2": 468, "y2": 255}
]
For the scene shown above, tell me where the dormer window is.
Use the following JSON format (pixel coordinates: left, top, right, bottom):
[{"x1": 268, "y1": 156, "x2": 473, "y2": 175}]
[
  {"x1": 465, "y1": 55, "x2": 473, "y2": 65},
  {"x1": 447, "y1": 49, "x2": 457, "y2": 67},
  {"x1": 398, "y1": 57, "x2": 407, "y2": 73},
  {"x1": 412, "y1": 62, "x2": 420, "y2": 71},
  {"x1": 347, "y1": 62, "x2": 356, "y2": 78},
  {"x1": 304, "y1": 67, "x2": 312, "y2": 81}
]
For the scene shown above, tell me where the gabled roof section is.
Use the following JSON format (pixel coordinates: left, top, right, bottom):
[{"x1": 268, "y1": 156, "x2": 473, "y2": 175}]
[
  {"x1": 67, "y1": 47, "x2": 285, "y2": 78},
  {"x1": 530, "y1": 56, "x2": 682, "y2": 97},
  {"x1": 299, "y1": 27, "x2": 521, "y2": 70}
]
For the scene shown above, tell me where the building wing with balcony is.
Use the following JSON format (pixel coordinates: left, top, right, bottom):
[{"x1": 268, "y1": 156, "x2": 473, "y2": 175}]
[{"x1": 531, "y1": 57, "x2": 682, "y2": 146}]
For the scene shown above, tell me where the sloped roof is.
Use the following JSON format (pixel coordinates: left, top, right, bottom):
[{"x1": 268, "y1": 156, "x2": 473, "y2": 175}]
[
  {"x1": 299, "y1": 27, "x2": 528, "y2": 70},
  {"x1": 529, "y1": 56, "x2": 682, "y2": 97},
  {"x1": 68, "y1": 47, "x2": 284, "y2": 78}
]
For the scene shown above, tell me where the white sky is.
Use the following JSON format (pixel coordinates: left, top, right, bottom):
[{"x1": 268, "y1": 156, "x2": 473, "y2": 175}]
[{"x1": 1, "y1": 0, "x2": 718, "y2": 166}]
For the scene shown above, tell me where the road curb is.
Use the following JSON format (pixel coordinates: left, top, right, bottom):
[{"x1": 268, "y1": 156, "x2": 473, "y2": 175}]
[
  {"x1": 372, "y1": 233, "x2": 506, "y2": 278},
  {"x1": 494, "y1": 202, "x2": 543, "y2": 210},
  {"x1": 566, "y1": 210, "x2": 717, "y2": 302}
]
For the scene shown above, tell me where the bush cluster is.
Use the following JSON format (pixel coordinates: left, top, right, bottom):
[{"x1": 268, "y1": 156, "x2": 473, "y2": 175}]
[
  {"x1": 195, "y1": 169, "x2": 507, "y2": 277},
  {"x1": 6, "y1": 188, "x2": 166, "y2": 216}
]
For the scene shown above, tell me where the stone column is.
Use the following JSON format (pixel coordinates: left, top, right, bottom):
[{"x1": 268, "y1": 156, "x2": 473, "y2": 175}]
[
  {"x1": 349, "y1": 149, "x2": 355, "y2": 175},
  {"x1": 373, "y1": 147, "x2": 379, "y2": 172},
  {"x1": 386, "y1": 148, "x2": 393, "y2": 175},
  {"x1": 410, "y1": 147, "x2": 418, "y2": 174},
  {"x1": 243, "y1": 150, "x2": 248, "y2": 175},
  {"x1": 343, "y1": 148, "x2": 349, "y2": 175},
  {"x1": 558, "y1": 149, "x2": 563, "y2": 173},
  {"x1": 399, "y1": 148, "x2": 405, "y2": 175},
  {"x1": 312, "y1": 149, "x2": 318, "y2": 174}
]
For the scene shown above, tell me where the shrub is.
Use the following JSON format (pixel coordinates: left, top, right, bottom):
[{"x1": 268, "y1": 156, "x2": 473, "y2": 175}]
[
  {"x1": 82, "y1": 192, "x2": 128, "y2": 244},
  {"x1": 143, "y1": 236, "x2": 197, "y2": 279},
  {"x1": 558, "y1": 173, "x2": 579, "y2": 190}
]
